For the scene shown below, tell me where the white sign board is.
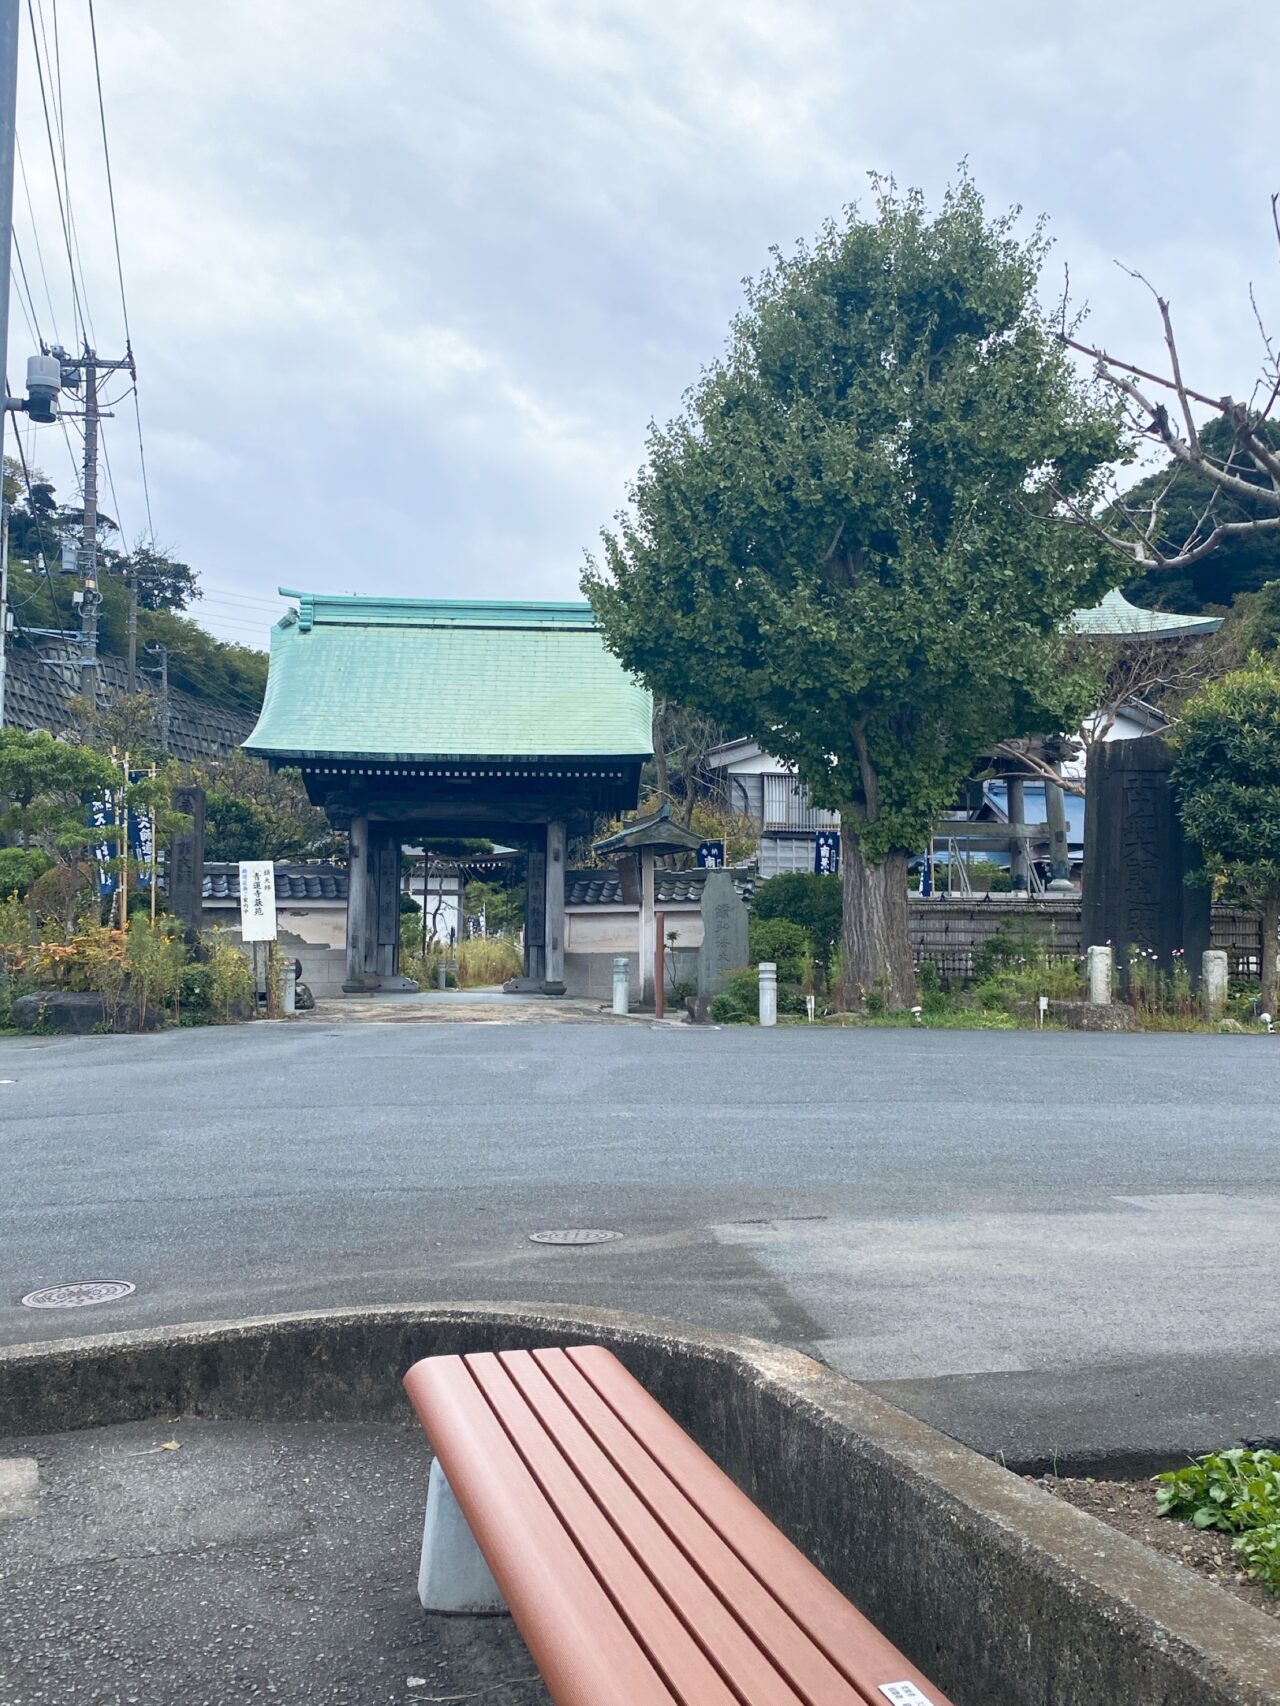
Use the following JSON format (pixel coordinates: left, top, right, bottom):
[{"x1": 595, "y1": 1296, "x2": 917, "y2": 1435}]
[
  {"x1": 238, "y1": 860, "x2": 278, "y2": 942},
  {"x1": 879, "y1": 1686, "x2": 937, "y2": 1705}
]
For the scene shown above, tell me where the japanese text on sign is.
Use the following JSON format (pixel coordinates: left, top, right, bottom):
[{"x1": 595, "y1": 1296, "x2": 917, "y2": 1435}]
[{"x1": 238, "y1": 860, "x2": 278, "y2": 942}]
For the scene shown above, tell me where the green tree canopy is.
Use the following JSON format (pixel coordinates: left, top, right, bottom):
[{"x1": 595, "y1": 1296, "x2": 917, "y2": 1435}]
[
  {"x1": 751, "y1": 872, "x2": 843, "y2": 968},
  {"x1": 1172, "y1": 658, "x2": 1280, "y2": 1008},
  {"x1": 1118, "y1": 415, "x2": 1280, "y2": 613},
  {"x1": 585, "y1": 177, "x2": 1120, "y2": 1003},
  {"x1": 0, "y1": 729, "x2": 119, "y2": 939},
  {"x1": 2, "y1": 458, "x2": 267, "y2": 717}
]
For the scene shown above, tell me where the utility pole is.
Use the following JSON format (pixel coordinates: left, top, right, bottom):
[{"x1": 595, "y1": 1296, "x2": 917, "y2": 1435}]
[
  {"x1": 146, "y1": 640, "x2": 169, "y2": 754},
  {"x1": 0, "y1": 0, "x2": 21, "y2": 728},
  {"x1": 78, "y1": 358, "x2": 100, "y2": 700},
  {"x1": 52, "y1": 346, "x2": 133, "y2": 701},
  {"x1": 126, "y1": 562, "x2": 137, "y2": 688}
]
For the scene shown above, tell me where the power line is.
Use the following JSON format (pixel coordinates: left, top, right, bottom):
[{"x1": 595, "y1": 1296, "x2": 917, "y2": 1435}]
[
  {"x1": 34, "y1": 0, "x2": 96, "y2": 346},
  {"x1": 86, "y1": 0, "x2": 128, "y2": 348},
  {"x1": 88, "y1": 0, "x2": 153, "y2": 541},
  {"x1": 24, "y1": 0, "x2": 85, "y2": 343},
  {"x1": 14, "y1": 132, "x2": 60, "y2": 342},
  {"x1": 10, "y1": 229, "x2": 42, "y2": 345}
]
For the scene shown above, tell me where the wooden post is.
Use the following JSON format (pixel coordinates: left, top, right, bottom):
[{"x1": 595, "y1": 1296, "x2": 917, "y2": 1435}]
[
  {"x1": 639, "y1": 847, "x2": 656, "y2": 1008},
  {"x1": 149, "y1": 764, "x2": 157, "y2": 925},
  {"x1": 119, "y1": 753, "x2": 129, "y2": 926},
  {"x1": 343, "y1": 814, "x2": 377, "y2": 990},
  {"x1": 544, "y1": 820, "x2": 566, "y2": 991},
  {"x1": 654, "y1": 908, "x2": 665, "y2": 1020}
]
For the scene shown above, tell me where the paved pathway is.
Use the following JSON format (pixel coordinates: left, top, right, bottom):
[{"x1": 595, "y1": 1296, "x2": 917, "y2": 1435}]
[{"x1": 2, "y1": 1019, "x2": 1278, "y2": 1468}]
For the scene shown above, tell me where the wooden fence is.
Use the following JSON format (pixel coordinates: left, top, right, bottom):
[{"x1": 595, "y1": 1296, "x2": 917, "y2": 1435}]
[{"x1": 908, "y1": 897, "x2": 1264, "y2": 983}]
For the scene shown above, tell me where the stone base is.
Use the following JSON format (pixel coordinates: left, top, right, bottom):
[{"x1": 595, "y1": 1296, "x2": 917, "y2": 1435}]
[
  {"x1": 1018, "y1": 999, "x2": 1137, "y2": 1031},
  {"x1": 502, "y1": 977, "x2": 567, "y2": 996},
  {"x1": 12, "y1": 991, "x2": 108, "y2": 1034},
  {"x1": 11, "y1": 990, "x2": 165, "y2": 1034},
  {"x1": 340, "y1": 975, "x2": 420, "y2": 995}
]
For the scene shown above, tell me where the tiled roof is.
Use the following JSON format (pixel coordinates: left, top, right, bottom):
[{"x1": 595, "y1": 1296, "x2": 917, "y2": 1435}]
[
  {"x1": 1070, "y1": 588, "x2": 1223, "y2": 638},
  {"x1": 202, "y1": 862, "x2": 348, "y2": 903},
  {"x1": 3, "y1": 643, "x2": 254, "y2": 762},
  {"x1": 593, "y1": 803, "x2": 704, "y2": 856},
  {"x1": 244, "y1": 593, "x2": 652, "y2": 763},
  {"x1": 566, "y1": 867, "x2": 755, "y2": 907}
]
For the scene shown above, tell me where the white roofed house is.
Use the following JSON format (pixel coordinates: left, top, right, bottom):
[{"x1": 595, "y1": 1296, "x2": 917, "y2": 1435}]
[
  {"x1": 707, "y1": 588, "x2": 1223, "y2": 892},
  {"x1": 703, "y1": 738, "x2": 840, "y2": 880}
]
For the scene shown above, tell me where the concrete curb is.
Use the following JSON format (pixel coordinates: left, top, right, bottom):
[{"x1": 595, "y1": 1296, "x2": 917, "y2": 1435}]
[{"x1": 2, "y1": 1302, "x2": 1277, "y2": 1705}]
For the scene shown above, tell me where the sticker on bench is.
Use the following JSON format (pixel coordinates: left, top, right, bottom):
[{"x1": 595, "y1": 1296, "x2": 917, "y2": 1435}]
[{"x1": 879, "y1": 1686, "x2": 937, "y2": 1705}]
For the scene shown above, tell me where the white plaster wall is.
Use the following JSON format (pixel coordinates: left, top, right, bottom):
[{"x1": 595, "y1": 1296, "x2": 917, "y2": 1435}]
[{"x1": 565, "y1": 905, "x2": 703, "y2": 952}]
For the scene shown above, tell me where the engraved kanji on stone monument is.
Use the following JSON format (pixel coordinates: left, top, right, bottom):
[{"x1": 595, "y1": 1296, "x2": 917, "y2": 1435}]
[{"x1": 697, "y1": 869, "x2": 749, "y2": 1000}]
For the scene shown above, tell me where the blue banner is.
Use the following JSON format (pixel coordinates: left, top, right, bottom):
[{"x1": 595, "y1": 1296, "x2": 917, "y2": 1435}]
[
  {"x1": 920, "y1": 848, "x2": 934, "y2": 898},
  {"x1": 88, "y1": 795, "x2": 117, "y2": 898},
  {"x1": 814, "y1": 831, "x2": 840, "y2": 876},
  {"x1": 697, "y1": 840, "x2": 725, "y2": 869}
]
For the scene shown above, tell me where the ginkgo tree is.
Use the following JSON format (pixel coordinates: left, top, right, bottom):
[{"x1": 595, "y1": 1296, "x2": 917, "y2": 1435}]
[{"x1": 585, "y1": 176, "x2": 1120, "y2": 1005}]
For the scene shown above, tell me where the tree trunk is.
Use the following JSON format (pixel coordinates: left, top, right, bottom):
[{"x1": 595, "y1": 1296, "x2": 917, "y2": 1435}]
[
  {"x1": 652, "y1": 702, "x2": 669, "y2": 805},
  {"x1": 1262, "y1": 887, "x2": 1280, "y2": 1017},
  {"x1": 840, "y1": 837, "x2": 915, "y2": 1009}
]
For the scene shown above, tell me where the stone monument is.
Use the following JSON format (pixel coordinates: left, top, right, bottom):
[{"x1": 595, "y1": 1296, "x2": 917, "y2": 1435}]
[
  {"x1": 1082, "y1": 735, "x2": 1209, "y2": 991},
  {"x1": 694, "y1": 870, "x2": 750, "y2": 1018},
  {"x1": 168, "y1": 785, "x2": 206, "y2": 933}
]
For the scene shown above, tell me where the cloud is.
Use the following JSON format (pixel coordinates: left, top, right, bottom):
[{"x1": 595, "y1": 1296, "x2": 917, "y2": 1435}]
[{"x1": 7, "y1": 0, "x2": 1279, "y2": 653}]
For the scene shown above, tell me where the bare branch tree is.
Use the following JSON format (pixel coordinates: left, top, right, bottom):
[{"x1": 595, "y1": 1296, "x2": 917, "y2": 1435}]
[{"x1": 1053, "y1": 195, "x2": 1280, "y2": 573}]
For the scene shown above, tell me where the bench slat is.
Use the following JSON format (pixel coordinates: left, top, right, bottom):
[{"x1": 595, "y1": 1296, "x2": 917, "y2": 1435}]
[
  {"x1": 566, "y1": 1345, "x2": 955, "y2": 1706},
  {"x1": 466, "y1": 1352, "x2": 746, "y2": 1706},
  {"x1": 403, "y1": 1354, "x2": 681, "y2": 1706},
  {"x1": 519, "y1": 1348, "x2": 871, "y2": 1706},
  {"x1": 491, "y1": 1348, "x2": 822, "y2": 1706}
]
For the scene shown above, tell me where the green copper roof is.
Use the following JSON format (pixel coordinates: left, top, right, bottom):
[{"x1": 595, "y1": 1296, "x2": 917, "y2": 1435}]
[
  {"x1": 1070, "y1": 588, "x2": 1223, "y2": 639},
  {"x1": 244, "y1": 592, "x2": 653, "y2": 763}
]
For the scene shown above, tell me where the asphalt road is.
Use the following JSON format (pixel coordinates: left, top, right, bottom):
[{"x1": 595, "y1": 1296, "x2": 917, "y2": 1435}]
[{"x1": 3, "y1": 1016, "x2": 1279, "y2": 1469}]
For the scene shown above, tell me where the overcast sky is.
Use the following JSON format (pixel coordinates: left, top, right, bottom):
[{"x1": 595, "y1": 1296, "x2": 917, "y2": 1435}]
[{"x1": 7, "y1": 1, "x2": 1278, "y2": 652}]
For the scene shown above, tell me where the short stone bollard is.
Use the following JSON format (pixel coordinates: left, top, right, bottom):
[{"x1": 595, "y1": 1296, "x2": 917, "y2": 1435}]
[
  {"x1": 612, "y1": 954, "x2": 630, "y2": 1016},
  {"x1": 1086, "y1": 943, "x2": 1112, "y2": 1006},
  {"x1": 758, "y1": 962, "x2": 777, "y2": 1027},
  {"x1": 281, "y1": 959, "x2": 297, "y2": 1015},
  {"x1": 1202, "y1": 948, "x2": 1229, "y2": 1018}
]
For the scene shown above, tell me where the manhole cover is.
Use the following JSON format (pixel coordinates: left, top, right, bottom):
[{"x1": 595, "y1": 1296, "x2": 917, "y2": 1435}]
[
  {"x1": 21, "y1": 1280, "x2": 136, "y2": 1309},
  {"x1": 528, "y1": 1229, "x2": 624, "y2": 1247}
]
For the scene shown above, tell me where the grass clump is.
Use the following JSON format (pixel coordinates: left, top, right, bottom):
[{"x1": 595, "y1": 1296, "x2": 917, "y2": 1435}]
[{"x1": 1156, "y1": 1449, "x2": 1280, "y2": 1594}]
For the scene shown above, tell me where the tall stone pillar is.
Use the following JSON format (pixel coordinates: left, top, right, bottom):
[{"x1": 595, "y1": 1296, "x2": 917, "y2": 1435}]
[
  {"x1": 544, "y1": 820, "x2": 566, "y2": 992},
  {"x1": 524, "y1": 827, "x2": 547, "y2": 982},
  {"x1": 343, "y1": 814, "x2": 378, "y2": 991},
  {"x1": 1083, "y1": 734, "x2": 1210, "y2": 991},
  {"x1": 1006, "y1": 777, "x2": 1028, "y2": 894},
  {"x1": 372, "y1": 826, "x2": 403, "y2": 980},
  {"x1": 1044, "y1": 774, "x2": 1075, "y2": 893},
  {"x1": 169, "y1": 785, "x2": 206, "y2": 934}
]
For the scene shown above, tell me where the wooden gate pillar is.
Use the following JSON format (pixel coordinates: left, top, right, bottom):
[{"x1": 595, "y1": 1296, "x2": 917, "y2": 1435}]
[{"x1": 544, "y1": 820, "x2": 566, "y2": 993}]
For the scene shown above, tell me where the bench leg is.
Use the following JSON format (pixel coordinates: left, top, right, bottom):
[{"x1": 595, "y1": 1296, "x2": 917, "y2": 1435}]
[{"x1": 418, "y1": 1459, "x2": 508, "y2": 1614}]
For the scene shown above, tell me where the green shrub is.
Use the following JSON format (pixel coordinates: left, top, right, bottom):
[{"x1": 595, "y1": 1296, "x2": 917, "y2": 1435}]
[
  {"x1": 748, "y1": 917, "x2": 809, "y2": 983},
  {"x1": 709, "y1": 967, "x2": 759, "y2": 1023},
  {"x1": 752, "y1": 874, "x2": 841, "y2": 964},
  {"x1": 1156, "y1": 1449, "x2": 1280, "y2": 1593},
  {"x1": 0, "y1": 847, "x2": 52, "y2": 900}
]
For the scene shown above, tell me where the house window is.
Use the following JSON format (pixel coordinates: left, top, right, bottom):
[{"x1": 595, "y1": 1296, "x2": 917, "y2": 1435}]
[{"x1": 762, "y1": 774, "x2": 840, "y2": 832}]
